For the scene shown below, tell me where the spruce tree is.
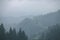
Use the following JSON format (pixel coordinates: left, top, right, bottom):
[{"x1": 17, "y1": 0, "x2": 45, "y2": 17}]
[
  {"x1": 9, "y1": 27, "x2": 13, "y2": 40},
  {"x1": 22, "y1": 31, "x2": 28, "y2": 40},
  {"x1": 0, "y1": 24, "x2": 6, "y2": 40},
  {"x1": 46, "y1": 24, "x2": 60, "y2": 40},
  {"x1": 12, "y1": 28, "x2": 17, "y2": 40},
  {"x1": 18, "y1": 28, "x2": 28, "y2": 40},
  {"x1": 18, "y1": 28, "x2": 22, "y2": 40}
]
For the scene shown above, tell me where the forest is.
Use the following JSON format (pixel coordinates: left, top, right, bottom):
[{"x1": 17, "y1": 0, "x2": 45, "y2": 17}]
[
  {"x1": 1, "y1": 0, "x2": 60, "y2": 40},
  {"x1": 0, "y1": 10, "x2": 60, "y2": 40},
  {"x1": 0, "y1": 24, "x2": 28, "y2": 40},
  {"x1": 0, "y1": 23, "x2": 60, "y2": 40},
  {"x1": 39, "y1": 24, "x2": 60, "y2": 40}
]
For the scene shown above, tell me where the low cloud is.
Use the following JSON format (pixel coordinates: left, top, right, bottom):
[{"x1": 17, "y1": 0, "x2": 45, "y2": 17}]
[{"x1": 1, "y1": 0, "x2": 60, "y2": 17}]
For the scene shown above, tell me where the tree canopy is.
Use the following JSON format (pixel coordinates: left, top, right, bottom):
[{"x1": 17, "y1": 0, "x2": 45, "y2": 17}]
[{"x1": 0, "y1": 24, "x2": 28, "y2": 40}]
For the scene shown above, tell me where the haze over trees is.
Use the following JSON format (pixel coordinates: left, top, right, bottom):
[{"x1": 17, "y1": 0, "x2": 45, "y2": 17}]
[
  {"x1": 0, "y1": 24, "x2": 6, "y2": 40},
  {"x1": 0, "y1": 10, "x2": 60, "y2": 40},
  {"x1": 45, "y1": 24, "x2": 60, "y2": 40},
  {"x1": 38, "y1": 24, "x2": 60, "y2": 40},
  {"x1": 0, "y1": 24, "x2": 28, "y2": 40},
  {"x1": 17, "y1": 10, "x2": 60, "y2": 39}
]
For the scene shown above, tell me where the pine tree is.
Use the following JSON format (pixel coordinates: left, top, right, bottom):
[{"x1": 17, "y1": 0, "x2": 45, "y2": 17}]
[
  {"x1": 12, "y1": 28, "x2": 17, "y2": 40},
  {"x1": 45, "y1": 24, "x2": 60, "y2": 40},
  {"x1": 22, "y1": 31, "x2": 28, "y2": 40},
  {"x1": 6, "y1": 32, "x2": 9, "y2": 40},
  {"x1": 18, "y1": 28, "x2": 28, "y2": 40},
  {"x1": 0, "y1": 24, "x2": 6, "y2": 40},
  {"x1": 9, "y1": 27, "x2": 13, "y2": 40},
  {"x1": 18, "y1": 28, "x2": 22, "y2": 40},
  {"x1": 6, "y1": 28, "x2": 17, "y2": 40}
]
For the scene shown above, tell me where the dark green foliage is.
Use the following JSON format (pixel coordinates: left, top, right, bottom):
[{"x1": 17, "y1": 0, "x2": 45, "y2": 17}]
[
  {"x1": 12, "y1": 28, "x2": 17, "y2": 40},
  {"x1": 22, "y1": 31, "x2": 28, "y2": 40},
  {"x1": 8, "y1": 27, "x2": 14, "y2": 40},
  {"x1": 45, "y1": 24, "x2": 60, "y2": 40},
  {"x1": 17, "y1": 28, "x2": 28, "y2": 40},
  {"x1": 6, "y1": 28, "x2": 17, "y2": 40},
  {"x1": 0, "y1": 24, "x2": 28, "y2": 40},
  {"x1": 0, "y1": 24, "x2": 6, "y2": 40}
]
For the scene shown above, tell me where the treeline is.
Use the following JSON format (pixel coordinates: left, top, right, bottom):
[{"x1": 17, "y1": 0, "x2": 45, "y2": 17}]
[
  {"x1": 45, "y1": 24, "x2": 60, "y2": 40},
  {"x1": 39, "y1": 24, "x2": 60, "y2": 40},
  {"x1": 0, "y1": 24, "x2": 28, "y2": 40}
]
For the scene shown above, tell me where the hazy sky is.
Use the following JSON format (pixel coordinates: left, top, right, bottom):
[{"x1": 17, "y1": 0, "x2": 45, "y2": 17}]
[{"x1": 1, "y1": 0, "x2": 60, "y2": 17}]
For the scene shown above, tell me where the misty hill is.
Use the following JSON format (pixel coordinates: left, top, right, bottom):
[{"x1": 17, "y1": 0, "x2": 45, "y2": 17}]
[
  {"x1": 17, "y1": 10, "x2": 60, "y2": 38},
  {"x1": 1, "y1": 17, "x2": 25, "y2": 31},
  {"x1": 34, "y1": 10, "x2": 60, "y2": 26}
]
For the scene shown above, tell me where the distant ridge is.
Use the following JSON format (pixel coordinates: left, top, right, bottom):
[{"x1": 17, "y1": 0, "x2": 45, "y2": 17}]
[{"x1": 17, "y1": 10, "x2": 60, "y2": 38}]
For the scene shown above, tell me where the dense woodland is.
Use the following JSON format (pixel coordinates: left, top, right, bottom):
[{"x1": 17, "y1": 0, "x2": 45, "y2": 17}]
[
  {"x1": 0, "y1": 23, "x2": 60, "y2": 40},
  {"x1": 39, "y1": 24, "x2": 60, "y2": 40},
  {"x1": 0, "y1": 10, "x2": 60, "y2": 40},
  {"x1": 0, "y1": 24, "x2": 28, "y2": 40}
]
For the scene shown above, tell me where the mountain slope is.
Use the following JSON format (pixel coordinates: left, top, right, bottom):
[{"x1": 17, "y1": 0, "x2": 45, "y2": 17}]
[
  {"x1": 34, "y1": 10, "x2": 60, "y2": 26},
  {"x1": 17, "y1": 10, "x2": 60, "y2": 38}
]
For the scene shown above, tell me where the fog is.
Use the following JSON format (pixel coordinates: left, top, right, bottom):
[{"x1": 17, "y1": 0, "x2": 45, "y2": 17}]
[
  {"x1": 1, "y1": 0, "x2": 60, "y2": 17},
  {"x1": 0, "y1": 0, "x2": 60, "y2": 30},
  {"x1": 0, "y1": 0, "x2": 60, "y2": 40}
]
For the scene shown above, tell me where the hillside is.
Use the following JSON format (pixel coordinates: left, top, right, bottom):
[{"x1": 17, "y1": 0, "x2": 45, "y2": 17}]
[{"x1": 17, "y1": 10, "x2": 60, "y2": 38}]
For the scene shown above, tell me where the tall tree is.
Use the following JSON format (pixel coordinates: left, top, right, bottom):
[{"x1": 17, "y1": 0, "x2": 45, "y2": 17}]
[
  {"x1": 45, "y1": 24, "x2": 60, "y2": 40},
  {"x1": 18, "y1": 28, "x2": 28, "y2": 40},
  {"x1": 6, "y1": 28, "x2": 17, "y2": 40},
  {"x1": 0, "y1": 24, "x2": 6, "y2": 40},
  {"x1": 12, "y1": 28, "x2": 17, "y2": 40},
  {"x1": 17, "y1": 28, "x2": 22, "y2": 40},
  {"x1": 8, "y1": 27, "x2": 13, "y2": 40},
  {"x1": 22, "y1": 31, "x2": 28, "y2": 40},
  {"x1": 6, "y1": 32, "x2": 9, "y2": 40}
]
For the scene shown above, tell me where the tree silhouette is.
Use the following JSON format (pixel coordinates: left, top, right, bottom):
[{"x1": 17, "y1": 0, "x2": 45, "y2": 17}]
[
  {"x1": 0, "y1": 24, "x2": 6, "y2": 40},
  {"x1": 18, "y1": 28, "x2": 28, "y2": 40},
  {"x1": 0, "y1": 24, "x2": 28, "y2": 40},
  {"x1": 45, "y1": 24, "x2": 60, "y2": 40}
]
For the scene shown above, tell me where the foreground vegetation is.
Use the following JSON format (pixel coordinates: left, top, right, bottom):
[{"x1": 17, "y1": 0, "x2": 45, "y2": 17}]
[
  {"x1": 0, "y1": 23, "x2": 60, "y2": 40},
  {"x1": 39, "y1": 24, "x2": 60, "y2": 40},
  {"x1": 0, "y1": 24, "x2": 28, "y2": 40}
]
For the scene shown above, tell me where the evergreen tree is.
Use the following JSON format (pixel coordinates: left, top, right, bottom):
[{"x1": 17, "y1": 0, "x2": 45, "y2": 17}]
[
  {"x1": 18, "y1": 28, "x2": 28, "y2": 40},
  {"x1": 6, "y1": 32, "x2": 9, "y2": 40},
  {"x1": 8, "y1": 27, "x2": 13, "y2": 40},
  {"x1": 0, "y1": 24, "x2": 6, "y2": 40},
  {"x1": 6, "y1": 28, "x2": 17, "y2": 40},
  {"x1": 12, "y1": 28, "x2": 17, "y2": 40},
  {"x1": 45, "y1": 24, "x2": 60, "y2": 40},
  {"x1": 18, "y1": 28, "x2": 22, "y2": 40},
  {"x1": 22, "y1": 31, "x2": 28, "y2": 40},
  {"x1": 0, "y1": 24, "x2": 28, "y2": 40}
]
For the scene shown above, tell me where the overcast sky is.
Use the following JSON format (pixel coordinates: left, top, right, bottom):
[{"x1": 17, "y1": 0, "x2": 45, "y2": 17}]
[{"x1": 1, "y1": 0, "x2": 60, "y2": 17}]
